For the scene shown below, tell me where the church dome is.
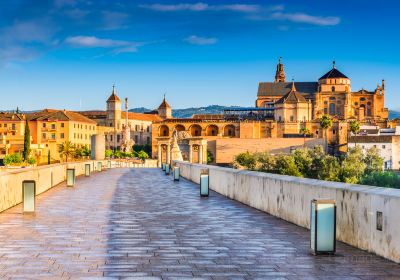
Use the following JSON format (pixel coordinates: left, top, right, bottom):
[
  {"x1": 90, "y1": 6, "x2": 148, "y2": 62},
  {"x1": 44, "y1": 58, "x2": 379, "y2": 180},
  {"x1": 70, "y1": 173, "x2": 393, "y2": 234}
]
[{"x1": 319, "y1": 61, "x2": 349, "y2": 80}]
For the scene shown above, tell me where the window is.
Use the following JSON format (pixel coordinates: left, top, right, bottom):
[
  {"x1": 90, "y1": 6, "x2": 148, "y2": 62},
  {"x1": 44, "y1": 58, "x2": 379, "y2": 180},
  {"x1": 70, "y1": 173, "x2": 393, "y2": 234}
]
[
  {"x1": 290, "y1": 116, "x2": 294, "y2": 122},
  {"x1": 12, "y1": 124, "x2": 16, "y2": 130},
  {"x1": 324, "y1": 101, "x2": 328, "y2": 105},
  {"x1": 51, "y1": 133, "x2": 56, "y2": 139},
  {"x1": 135, "y1": 135, "x2": 138, "y2": 143},
  {"x1": 278, "y1": 116, "x2": 282, "y2": 122},
  {"x1": 331, "y1": 86, "x2": 335, "y2": 92},
  {"x1": 147, "y1": 137, "x2": 150, "y2": 144},
  {"x1": 329, "y1": 103, "x2": 336, "y2": 115},
  {"x1": 117, "y1": 135, "x2": 120, "y2": 142},
  {"x1": 329, "y1": 97, "x2": 336, "y2": 100},
  {"x1": 61, "y1": 133, "x2": 64, "y2": 139},
  {"x1": 360, "y1": 97, "x2": 366, "y2": 101},
  {"x1": 110, "y1": 135, "x2": 113, "y2": 141},
  {"x1": 51, "y1": 124, "x2": 56, "y2": 129},
  {"x1": 4, "y1": 124, "x2": 7, "y2": 128},
  {"x1": 324, "y1": 108, "x2": 328, "y2": 114},
  {"x1": 147, "y1": 126, "x2": 150, "y2": 132},
  {"x1": 42, "y1": 133, "x2": 46, "y2": 139},
  {"x1": 382, "y1": 145, "x2": 386, "y2": 149},
  {"x1": 61, "y1": 123, "x2": 64, "y2": 128},
  {"x1": 333, "y1": 129, "x2": 336, "y2": 135},
  {"x1": 43, "y1": 123, "x2": 46, "y2": 128}
]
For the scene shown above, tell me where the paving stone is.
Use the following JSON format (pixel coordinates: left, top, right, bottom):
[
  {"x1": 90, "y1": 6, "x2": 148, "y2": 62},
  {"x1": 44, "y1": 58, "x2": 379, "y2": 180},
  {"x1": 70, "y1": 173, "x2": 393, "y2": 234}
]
[{"x1": 0, "y1": 168, "x2": 398, "y2": 279}]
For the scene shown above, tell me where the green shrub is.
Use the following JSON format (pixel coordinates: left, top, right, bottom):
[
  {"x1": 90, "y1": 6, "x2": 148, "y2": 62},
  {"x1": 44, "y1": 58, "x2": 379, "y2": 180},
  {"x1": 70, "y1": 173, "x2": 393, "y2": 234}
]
[
  {"x1": 255, "y1": 152, "x2": 276, "y2": 172},
  {"x1": 364, "y1": 146, "x2": 384, "y2": 174},
  {"x1": 105, "y1": 149, "x2": 113, "y2": 158},
  {"x1": 26, "y1": 157, "x2": 36, "y2": 165},
  {"x1": 3, "y1": 153, "x2": 23, "y2": 166},
  {"x1": 137, "y1": 150, "x2": 149, "y2": 160},
  {"x1": 341, "y1": 146, "x2": 366, "y2": 184},
  {"x1": 234, "y1": 152, "x2": 256, "y2": 170},
  {"x1": 360, "y1": 172, "x2": 400, "y2": 189},
  {"x1": 275, "y1": 155, "x2": 302, "y2": 177},
  {"x1": 318, "y1": 155, "x2": 341, "y2": 181}
]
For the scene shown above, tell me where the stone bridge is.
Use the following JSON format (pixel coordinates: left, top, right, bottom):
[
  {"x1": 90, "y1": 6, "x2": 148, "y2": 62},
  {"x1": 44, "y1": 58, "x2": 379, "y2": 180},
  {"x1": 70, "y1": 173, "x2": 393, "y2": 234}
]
[{"x1": 0, "y1": 168, "x2": 399, "y2": 279}]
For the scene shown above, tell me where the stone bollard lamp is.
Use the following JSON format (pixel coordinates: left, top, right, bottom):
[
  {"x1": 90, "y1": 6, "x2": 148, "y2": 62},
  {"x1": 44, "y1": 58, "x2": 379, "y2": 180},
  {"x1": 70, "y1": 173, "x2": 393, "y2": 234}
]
[
  {"x1": 22, "y1": 180, "x2": 36, "y2": 213},
  {"x1": 200, "y1": 169, "x2": 209, "y2": 197},
  {"x1": 85, "y1": 163, "x2": 91, "y2": 177},
  {"x1": 66, "y1": 168, "x2": 76, "y2": 187},
  {"x1": 173, "y1": 166, "x2": 180, "y2": 181},
  {"x1": 310, "y1": 199, "x2": 336, "y2": 255},
  {"x1": 165, "y1": 163, "x2": 170, "y2": 175},
  {"x1": 97, "y1": 162, "x2": 102, "y2": 172}
]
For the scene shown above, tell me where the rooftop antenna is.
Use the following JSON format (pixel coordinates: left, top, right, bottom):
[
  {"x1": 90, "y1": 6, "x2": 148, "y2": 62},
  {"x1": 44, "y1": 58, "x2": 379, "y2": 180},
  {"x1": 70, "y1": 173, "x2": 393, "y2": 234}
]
[{"x1": 333, "y1": 60, "x2": 336, "y2": 69}]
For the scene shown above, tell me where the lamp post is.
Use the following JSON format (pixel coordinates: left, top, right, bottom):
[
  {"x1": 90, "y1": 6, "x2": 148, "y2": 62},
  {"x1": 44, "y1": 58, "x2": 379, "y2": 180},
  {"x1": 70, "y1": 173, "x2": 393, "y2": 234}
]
[
  {"x1": 66, "y1": 168, "x2": 75, "y2": 187},
  {"x1": 97, "y1": 161, "x2": 102, "y2": 172},
  {"x1": 200, "y1": 169, "x2": 209, "y2": 197},
  {"x1": 310, "y1": 199, "x2": 336, "y2": 255},
  {"x1": 165, "y1": 163, "x2": 170, "y2": 175},
  {"x1": 22, "y1": 180, "x2": 36, "y2": 213},
  {"x1": 85, "y1": 163, "x2": 91, "y2": 176},
  {"x1": 173, "y1": 166, "x2": 180, "y2": 181}
]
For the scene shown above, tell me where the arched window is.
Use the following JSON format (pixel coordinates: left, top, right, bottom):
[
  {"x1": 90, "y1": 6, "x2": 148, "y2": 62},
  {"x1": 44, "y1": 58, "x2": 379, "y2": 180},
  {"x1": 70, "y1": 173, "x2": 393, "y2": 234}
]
[
  {"x1": 174, "y1": 125, "x2": 185, "y2": 132},
  {"x1": 224, "y1": 125, "x2": 236, "y2": 137},
  {"x1": 190, "y1": 125, "x2": 202, "y2": 137},
  {"x1": 159, "y1": 125, "x2": 169, "y2": 137},
  {"x1": 331, "y1": 86, "x2": 335, "y2": 92},
  {"x1": 206, "y1": 125, "x2": 219, "y2": 136},
  {"x1": 329, "y1": 103, "x2": 336, "y2": 115}
]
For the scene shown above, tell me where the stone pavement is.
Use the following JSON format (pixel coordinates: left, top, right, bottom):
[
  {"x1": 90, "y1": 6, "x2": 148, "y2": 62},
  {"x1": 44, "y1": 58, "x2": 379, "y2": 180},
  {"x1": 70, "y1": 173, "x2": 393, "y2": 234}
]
[{"x1": 0, "y1": 168, "x2": 399, "y2": 279}]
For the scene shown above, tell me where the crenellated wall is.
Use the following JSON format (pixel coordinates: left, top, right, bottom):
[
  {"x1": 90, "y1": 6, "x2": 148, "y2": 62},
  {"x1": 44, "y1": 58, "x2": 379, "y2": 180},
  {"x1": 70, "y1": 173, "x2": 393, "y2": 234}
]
[{"x1": 175, "y1": 161, "x2": 400, "y2": 263}]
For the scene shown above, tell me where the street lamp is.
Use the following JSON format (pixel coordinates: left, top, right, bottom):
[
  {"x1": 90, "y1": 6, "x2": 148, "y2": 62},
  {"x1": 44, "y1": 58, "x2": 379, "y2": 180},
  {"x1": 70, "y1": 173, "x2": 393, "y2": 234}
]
[
  {"x1": 173, "y1": 166, "x2": 180, "y2": 181},
  {"x1": 66, "y1": 168, "x2": 75, "y2": 187},
  {"x1": 85, "y1": 163, "x2": 91, "y2": 176},
  {"x1": 22, "y1": 180, "x2": 36, "y2": 213}
]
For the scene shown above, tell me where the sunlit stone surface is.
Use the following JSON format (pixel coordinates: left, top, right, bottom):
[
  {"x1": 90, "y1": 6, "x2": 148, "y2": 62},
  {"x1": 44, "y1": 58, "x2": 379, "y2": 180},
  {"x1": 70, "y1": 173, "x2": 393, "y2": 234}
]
[{"x1": 0, "y1": 168, "x2": 399, "y2": 279}]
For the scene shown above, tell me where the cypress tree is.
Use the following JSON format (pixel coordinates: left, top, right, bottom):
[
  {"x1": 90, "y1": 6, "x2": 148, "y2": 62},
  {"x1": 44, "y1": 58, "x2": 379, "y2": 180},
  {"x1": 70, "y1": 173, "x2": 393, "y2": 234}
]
[
  {"x1": 48, "y1": 150, "x2": 51, "y2": 165},
  {"x1": 23, "y1": 118, "x2": 31, "y2": 161}
]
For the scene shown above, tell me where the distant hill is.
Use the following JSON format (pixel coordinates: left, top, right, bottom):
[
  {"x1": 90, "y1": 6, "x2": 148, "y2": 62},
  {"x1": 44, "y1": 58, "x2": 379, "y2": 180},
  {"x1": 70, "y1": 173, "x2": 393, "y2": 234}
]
[
  {"x1": 130, "y1": 106, "x2": 400, "y2": 120},
  {"x1": 389, "y1": 110, "x2": 400, "y2": 119}
]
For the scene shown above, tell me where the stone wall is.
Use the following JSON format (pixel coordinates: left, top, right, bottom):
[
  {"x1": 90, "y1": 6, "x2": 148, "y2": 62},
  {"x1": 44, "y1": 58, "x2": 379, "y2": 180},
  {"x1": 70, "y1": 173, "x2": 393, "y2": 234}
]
[
  {"x1": 215, "y1": 138, "x2": 325, "y2": 164},
  {"x1": 175, "y1": 161, "x2": 400, "y2": 263},
  {"x1": 0, "y1": 159, "x2": 157, "y2": 213}
]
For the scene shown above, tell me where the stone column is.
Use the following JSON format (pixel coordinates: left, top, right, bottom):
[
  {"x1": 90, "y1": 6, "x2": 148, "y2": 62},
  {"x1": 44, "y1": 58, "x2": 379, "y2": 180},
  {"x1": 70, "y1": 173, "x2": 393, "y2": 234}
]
[
  {"x1": 157, "y1": 144, "x2": 162, "y2": 167},
  {"x1": 198, "y1": 145, "x2": 203, "y2": 164},
  {"x1": 166, "y1": 144, "x2": 171, "y2": 164},
  {"x1": 189, "y1": 144, "x2": 193, "y2": 163}
]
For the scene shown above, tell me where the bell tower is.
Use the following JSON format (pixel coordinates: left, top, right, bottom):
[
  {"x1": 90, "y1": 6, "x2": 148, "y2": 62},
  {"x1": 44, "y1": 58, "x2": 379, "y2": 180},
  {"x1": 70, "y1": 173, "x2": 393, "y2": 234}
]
[
  {"x1": 106, "y1": 84, "x2": 121, "y2": 128},
  {"x1": 274, "y1": 57, "x2": 286, "y2": 83}
]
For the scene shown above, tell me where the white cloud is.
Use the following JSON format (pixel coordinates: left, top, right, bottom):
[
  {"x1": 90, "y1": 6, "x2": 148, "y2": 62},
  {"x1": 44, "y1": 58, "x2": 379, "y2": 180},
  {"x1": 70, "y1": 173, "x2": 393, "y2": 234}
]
[
  {"x1": 184, "y1": 35, "x2": 217, "y2": 45},
  {"x1": 271, "y1": 12, "x2": 340, "y2": 26},
  {"x1": 102, "y1": 11, "x2": 130, "y2": 30},
  {"x1": 65, "y1": 36, "x2": 130, "y2": 47},
  {"x1": 139, "y1": 3, "x2": 261, "y2": 13},
  {"x1": 65, "y1": 36, "x2": 145, "y2": 54}
]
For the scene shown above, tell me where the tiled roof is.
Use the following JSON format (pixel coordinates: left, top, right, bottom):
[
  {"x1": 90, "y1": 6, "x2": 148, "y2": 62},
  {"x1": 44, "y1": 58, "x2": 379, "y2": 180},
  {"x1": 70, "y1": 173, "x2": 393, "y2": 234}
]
[
  {"x1": 122, "y1": 112, "x2": 162, "y2": 122},
  {"x1": 79, "y1": 110, "x2": 107, "y2": 118},
  {"x1": 107, "y1": 93, "x2": 121, "y2": 102},
  {"x1": 319, "y1": 68, "x2": 348, "y2": 80},
  {"x1": 276, "y1": 84, "x2": 307, "y2": 104},
  {"x1": 28, "y1": 109, "x2": 97, "y2": 124},
  {"x1": 257, "y1": 82, "x2": 318, "y2": 97},
  {"x1": 0, "y1": 112, "x2": 25, "y2": 121}
]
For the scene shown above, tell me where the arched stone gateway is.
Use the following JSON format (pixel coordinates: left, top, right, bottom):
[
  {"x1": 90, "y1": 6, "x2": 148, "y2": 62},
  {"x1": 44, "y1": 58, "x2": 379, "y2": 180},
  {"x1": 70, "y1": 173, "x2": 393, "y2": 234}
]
[
  {"x1": 190, "y1": 124, "x2": 202, "y2": 137},
  {"x1": 159, "y1": 125, "x2": 169, "y2": 137},
  {"x1": 224, "y1": 124, "x2": 236, "y2": 137},
  {"x1": 206, "y1": 125, "x2": 219, "y2": 136}
]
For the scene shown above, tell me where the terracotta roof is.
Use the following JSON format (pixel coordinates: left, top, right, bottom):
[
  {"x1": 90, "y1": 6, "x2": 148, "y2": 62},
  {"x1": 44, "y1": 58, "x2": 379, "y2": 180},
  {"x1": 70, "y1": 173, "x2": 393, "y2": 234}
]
[
  {"x1": 28, "y1": 109, "x2": 97, "y2": 124},
  {"x1": 319, "y1": 67, "x2": 348, "y2": 80},
  {"x1": 348, "y1": 135, "x2": 394, "y2": 143},
  {"x1": 122, "y1": 112, "x2": 162, "y2": 122},
  {"x1": 158, "y1": 97, "x2": 171, "y2": 109},
  {"x1": 0, "y1": 112, "x2": 25, "y2": 121},
  {"x1": 79, "y1": 110, "x2": 107, "y2": 118},
  {"x1": 276, "y1": 83, "x2": 307, "y2": 104},
  {"x1": 257, "y1": 82, "x2": 317, "y2": 97}
]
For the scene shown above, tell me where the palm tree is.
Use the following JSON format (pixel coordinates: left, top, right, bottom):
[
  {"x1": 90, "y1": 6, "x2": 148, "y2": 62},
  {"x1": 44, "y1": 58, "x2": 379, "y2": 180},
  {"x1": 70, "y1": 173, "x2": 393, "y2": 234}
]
[
  {"x1": 349, "y1": 120, "x2": 360, "y2": 146},
  {"x1": 58, "y1": 141, "x2": 76, "y2": 162},
  {"x1": 319, "y1": 115, "x2": 333, "y2": 151},
  {"x1": 300, "y1": 127, "x2": 311, "y2": 147}
]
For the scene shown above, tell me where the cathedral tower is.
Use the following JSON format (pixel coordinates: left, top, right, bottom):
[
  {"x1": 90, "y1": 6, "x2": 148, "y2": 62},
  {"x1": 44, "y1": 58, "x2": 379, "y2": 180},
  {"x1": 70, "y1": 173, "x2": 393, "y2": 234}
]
[
  {"x1": 274, "y1": 57, "x2": 286, "y2": 83},
  {"x1": 158, "y1": 95, "x2": 172, "y2": 119},
  {"x1": 106, "y1": 85, "x2": 121, "y2": 128}
]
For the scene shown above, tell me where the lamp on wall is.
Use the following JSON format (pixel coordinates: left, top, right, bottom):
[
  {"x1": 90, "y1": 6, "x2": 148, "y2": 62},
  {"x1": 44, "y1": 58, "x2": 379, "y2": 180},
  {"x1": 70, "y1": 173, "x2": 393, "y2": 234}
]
[
  {"x1": 66, "y1": 168, "x2": 75, "y2": 187},
  {"x1": 22, "y1": 180, "x2": 36, "y2": 213},
  {"x1": 200, "y1": 169, "x2": 209, "y2": 197},
  {"x1": 310, "y1": 199, "x2": 336, "y2": 255}
]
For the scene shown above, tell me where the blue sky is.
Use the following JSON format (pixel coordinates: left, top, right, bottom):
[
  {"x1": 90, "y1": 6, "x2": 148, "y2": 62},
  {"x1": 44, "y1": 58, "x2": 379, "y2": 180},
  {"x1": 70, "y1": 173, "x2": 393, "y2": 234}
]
[{"x1": 0, "y1": 0, "x2": 399, "y2": 111}]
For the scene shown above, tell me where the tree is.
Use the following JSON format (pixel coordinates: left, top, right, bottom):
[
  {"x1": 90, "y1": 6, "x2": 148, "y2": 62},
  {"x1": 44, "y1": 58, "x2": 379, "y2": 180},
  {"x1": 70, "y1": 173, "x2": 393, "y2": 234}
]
[
  {"x1": 3, "y1": 153, "x2": 23, "y2": 166},
  {"x1": 364, "y1": 146, "x2": 384, "y2": 174},
  {"x1": 275, "y1": 155, "x2": 302, "y2": 177},
  {"x1": 360, "y1": 171, "x2": 400, "y2": 189},
  {"x1": 22, "y1": 118, "x2": 31, "y2": 161},
  {"x1": 207, "y1": 150, "x2": 214, "y2": 164},
  {"x1": 48, "y1": 150, "x2": 51, "y2": 165},
  {"x1": 58, "y1": 141, "x2": 76, "y2": 162},
  {"x1": 308, "y1": 146, "x2": 325, "y2": 179},
  {"x1": 234, "y1": 152, "x2": 256, "y2": 170},
  {"x1": 349, "y1": 120, "x2": 361, "y2": 146},
  {"x1": 293, "y1": 148, "x2": 312, "y2": 176},
  {"x1": 137, "y1": 150, "x2": 149, "y2": 161},
  {"x1": 105, "y1": 149, "x2": 113, "y2": 158},
  {"x1": 318, "y1": 155, "x2": 341, "y2": 181},
  {"x1": 300, "y1": 127, "x2": 311, "y2": 147},
  {"x1": 341, "y1": 146, "x2": 366, "y2": 184},
  {"x1": 319, "y1": 115, "x2": 333, "y2": 150},
  {"x1": 255, "y1": 152, "x2": 276, "y2": 173}
]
